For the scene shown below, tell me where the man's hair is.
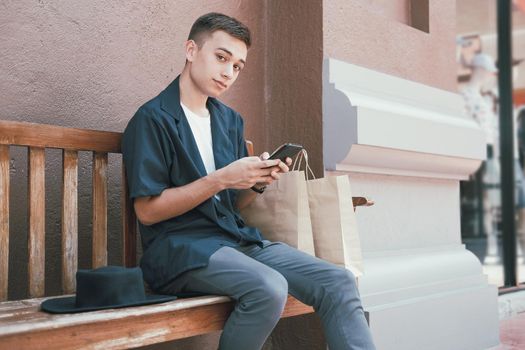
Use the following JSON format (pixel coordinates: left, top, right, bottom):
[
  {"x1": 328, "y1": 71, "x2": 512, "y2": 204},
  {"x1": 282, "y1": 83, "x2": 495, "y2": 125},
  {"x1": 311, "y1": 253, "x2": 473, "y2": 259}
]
[{"x1": 188, "y1": 12, "x2": 251, "y2": 48}]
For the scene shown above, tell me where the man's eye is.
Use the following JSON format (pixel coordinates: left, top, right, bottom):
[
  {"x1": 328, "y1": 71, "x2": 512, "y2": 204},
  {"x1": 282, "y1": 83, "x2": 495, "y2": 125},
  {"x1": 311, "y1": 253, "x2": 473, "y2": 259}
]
[
  {"x1": 234, "y1": 65, "x2": 241, "y2": 71},
  {"x1": 216, "y1": 55, "x2": 226, "y2": 61}
]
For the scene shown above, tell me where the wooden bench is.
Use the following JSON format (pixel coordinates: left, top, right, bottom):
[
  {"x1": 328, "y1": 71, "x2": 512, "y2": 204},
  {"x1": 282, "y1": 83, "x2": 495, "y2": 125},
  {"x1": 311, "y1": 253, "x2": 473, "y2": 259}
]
[{"x1": 0, "y1": 120, "x2": 373, "y2": 349}]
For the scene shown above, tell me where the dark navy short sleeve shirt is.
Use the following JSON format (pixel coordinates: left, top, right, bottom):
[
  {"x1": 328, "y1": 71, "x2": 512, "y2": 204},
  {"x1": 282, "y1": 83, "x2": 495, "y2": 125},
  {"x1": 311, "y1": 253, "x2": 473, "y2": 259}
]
[{"x1": 122, "y1": 77, "x2": 264, "y2": 291}]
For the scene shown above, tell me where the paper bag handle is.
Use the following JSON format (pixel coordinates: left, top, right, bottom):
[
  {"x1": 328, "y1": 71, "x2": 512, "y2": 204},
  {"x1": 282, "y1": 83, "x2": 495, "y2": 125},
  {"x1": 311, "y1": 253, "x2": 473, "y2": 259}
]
[{"x1": 292, "y1": 149, "x2": 316, "y2": 180}]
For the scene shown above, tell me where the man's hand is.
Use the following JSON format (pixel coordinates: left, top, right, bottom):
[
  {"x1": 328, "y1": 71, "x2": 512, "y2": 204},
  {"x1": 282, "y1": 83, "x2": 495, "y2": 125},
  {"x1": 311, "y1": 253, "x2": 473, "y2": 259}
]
[
  {"x1": 255, "y1": 152, "x2": 293, "y2": 187},
  {"x1": 233, "y1": 153, "x2": 293, "y2": 210},
  {"x1": 213, "y1": 156, "x2": 281, "y2": 190},
  {"x1": 213, "y1": 152, "x2": 294, "y2": 191}
]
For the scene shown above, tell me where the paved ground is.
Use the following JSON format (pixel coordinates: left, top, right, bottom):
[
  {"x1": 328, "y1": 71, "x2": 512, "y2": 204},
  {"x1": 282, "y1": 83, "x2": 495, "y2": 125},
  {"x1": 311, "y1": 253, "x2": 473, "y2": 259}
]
[{"x1": 497, "y1": 312, "x2": 525, "y2": 349}]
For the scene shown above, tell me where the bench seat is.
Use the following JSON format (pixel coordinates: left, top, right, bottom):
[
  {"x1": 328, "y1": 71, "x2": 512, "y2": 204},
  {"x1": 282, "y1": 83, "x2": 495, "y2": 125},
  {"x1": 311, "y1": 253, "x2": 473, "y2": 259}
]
[{"x1": 0, "y1": 295, "x2": 313, "y2": 349}]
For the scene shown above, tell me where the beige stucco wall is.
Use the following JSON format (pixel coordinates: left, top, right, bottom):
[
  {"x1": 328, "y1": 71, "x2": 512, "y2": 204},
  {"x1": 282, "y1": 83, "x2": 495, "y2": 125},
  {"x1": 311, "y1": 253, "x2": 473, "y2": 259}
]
[
  {"x1": 1, "y1": 0, "x2": 267, "y2": 141},
  {"x1": 324, "y1": 0, "x2": 457, "y2": 92}
]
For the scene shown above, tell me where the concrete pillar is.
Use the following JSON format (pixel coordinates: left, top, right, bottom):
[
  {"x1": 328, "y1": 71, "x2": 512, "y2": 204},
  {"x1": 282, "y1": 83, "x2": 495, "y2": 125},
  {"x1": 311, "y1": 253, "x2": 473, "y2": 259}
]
[{"x1": 323, "y1": 58, "x2": 500, "y2": 350}]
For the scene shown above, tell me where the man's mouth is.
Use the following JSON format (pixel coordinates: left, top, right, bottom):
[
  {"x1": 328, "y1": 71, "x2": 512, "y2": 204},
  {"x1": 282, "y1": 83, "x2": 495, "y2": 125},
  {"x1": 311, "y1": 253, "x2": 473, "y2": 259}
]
[{"x1": 213, "y1": 79, "x2": 228, "y2": 89}]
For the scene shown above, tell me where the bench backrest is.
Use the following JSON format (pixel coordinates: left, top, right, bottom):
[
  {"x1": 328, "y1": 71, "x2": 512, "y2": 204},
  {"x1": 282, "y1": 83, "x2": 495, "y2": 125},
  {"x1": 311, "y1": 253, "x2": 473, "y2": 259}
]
[
  {"x1": 0, "y1": 120, "x2": 138, "y2": 301},
  {"x1": 0, "y1": 120, "x2": 255, "y2": 302}
]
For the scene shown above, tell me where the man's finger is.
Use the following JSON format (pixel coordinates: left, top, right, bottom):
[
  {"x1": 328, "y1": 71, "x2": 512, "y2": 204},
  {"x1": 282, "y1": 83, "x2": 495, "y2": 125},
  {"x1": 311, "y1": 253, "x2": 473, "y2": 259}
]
[
  {"x1": 278, "y1": 161, "x2": 289, "y2": 173},
  {"x1": 261, "y1": 159, "x2": 280, "y2": 168},
  {"x1": 260, "y1": 152, "x2": 270, "y2": 160},
  {"x1": 244, "y1": 156, "x2": 262, "y2": 162},
  {"x1": 256, "y1": 166, "x2": 279, "y2": 177},
  {"x1": 256, "y1": 175, "x2": 273, "y2": 184}
]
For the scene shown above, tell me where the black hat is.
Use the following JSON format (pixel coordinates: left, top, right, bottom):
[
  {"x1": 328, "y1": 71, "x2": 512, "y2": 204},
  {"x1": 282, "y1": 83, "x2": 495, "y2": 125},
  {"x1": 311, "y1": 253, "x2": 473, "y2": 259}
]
[{"x1": 41, "y1": 266, "x2": 177, "y2": 314}]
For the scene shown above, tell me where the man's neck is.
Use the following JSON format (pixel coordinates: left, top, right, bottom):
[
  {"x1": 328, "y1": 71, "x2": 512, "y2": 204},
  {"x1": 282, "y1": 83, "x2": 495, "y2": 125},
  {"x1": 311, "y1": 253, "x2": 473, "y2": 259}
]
[{"x1": 179, "y1": 68, "x2": 209, "y2": 116}]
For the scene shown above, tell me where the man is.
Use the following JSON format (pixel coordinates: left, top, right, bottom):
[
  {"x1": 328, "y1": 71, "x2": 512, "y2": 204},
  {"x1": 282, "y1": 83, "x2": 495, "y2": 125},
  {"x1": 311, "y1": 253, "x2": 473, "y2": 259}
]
[{"x1": 122, "y1": 12, "x2": 375, "y2": 350}]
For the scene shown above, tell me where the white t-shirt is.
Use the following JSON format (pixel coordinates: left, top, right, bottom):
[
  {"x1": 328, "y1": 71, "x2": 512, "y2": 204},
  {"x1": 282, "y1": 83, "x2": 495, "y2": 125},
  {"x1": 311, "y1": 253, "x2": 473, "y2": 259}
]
[{"x1": 180, "y1": 102, "x2": 216, "y2": 175}]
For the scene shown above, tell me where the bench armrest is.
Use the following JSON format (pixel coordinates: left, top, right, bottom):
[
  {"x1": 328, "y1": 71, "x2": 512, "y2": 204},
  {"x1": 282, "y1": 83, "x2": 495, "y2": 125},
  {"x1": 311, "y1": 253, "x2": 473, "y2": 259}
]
[{"x1": 352, "y1": 196, "x2": 374, "y2": 209}]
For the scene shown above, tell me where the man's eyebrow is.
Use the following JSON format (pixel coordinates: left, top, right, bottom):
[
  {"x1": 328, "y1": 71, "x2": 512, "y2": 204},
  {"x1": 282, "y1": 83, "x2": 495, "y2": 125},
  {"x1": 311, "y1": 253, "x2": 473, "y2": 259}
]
[{"x1": 217, "y1": 47, "x2": 246, "y2": 65}]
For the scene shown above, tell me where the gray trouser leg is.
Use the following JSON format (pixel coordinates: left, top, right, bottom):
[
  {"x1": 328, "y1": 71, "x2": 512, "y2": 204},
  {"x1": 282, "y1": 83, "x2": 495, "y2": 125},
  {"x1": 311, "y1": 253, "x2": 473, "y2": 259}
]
[
  {"x1": 162, "y1": 245, "x2": 289, "y2": 350},
  {"x1": 161, "y1": 241, "x2": 376, "y2": 350},
  {"x1": 243, "y1": 241, "x2": 375, "y2": 350}
]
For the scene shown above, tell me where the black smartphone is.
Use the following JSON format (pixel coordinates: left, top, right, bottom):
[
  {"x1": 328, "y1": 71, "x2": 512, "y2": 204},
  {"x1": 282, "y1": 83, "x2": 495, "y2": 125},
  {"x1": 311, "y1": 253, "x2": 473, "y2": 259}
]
[{"x1": 268, "y1": 143, "x2": 303, "y2": 162}]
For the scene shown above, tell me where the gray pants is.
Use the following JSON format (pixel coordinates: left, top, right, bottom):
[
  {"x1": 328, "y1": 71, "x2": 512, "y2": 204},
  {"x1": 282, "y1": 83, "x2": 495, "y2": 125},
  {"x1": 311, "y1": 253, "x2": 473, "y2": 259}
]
[{"x1": 160, "y1": 240, "x2": 375, "y2": 350}]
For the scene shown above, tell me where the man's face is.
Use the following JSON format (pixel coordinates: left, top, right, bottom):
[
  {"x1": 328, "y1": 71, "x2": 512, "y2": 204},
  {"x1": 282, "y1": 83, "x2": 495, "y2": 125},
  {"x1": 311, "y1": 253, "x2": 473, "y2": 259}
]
[{"x1": 186, "y1": 30, "x2": 248, "y2": 98}]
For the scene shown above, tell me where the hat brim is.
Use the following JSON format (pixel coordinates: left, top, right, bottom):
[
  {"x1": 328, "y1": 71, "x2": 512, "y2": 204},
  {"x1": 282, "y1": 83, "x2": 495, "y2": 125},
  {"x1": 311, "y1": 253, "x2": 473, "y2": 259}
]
[{"x1": 40, "y1": 294, "x2": 177, "y2": 314}]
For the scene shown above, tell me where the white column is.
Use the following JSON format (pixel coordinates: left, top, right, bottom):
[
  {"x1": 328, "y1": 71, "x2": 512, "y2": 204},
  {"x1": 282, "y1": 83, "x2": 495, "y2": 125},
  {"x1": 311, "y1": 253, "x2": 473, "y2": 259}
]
[{"x1": 323, "y1": 58, "x2": 499, "y2": 350}]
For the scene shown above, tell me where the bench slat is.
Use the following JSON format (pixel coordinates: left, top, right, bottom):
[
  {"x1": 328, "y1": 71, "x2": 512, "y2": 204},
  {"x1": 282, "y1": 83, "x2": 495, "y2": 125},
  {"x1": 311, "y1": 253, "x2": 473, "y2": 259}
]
[
  {"x1": 0, "y1": 120, "x2": 122, "y2": 153},
  {"x1": 62, "y1": 150, "x2": 78, "y2": 294},
  {"x1": 28, "y1": 147, "x2": 46, "y2": 298},
  {"x1": 0, "y1": 145, "x2": 9, "y2": 301},
  {"x1": 246, "y1": 140, "x2": 254, "y2": 156},
  {"x1": 92, "y1": 152, "x2": 108, "y2": 268},
  {"x1": 122, "y1": 166, "x2": 137, "y2": 267}
]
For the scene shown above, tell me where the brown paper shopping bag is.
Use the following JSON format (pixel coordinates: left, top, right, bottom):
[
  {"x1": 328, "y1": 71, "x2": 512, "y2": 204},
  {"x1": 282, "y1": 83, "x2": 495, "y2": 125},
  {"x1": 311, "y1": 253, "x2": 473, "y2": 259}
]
[
  {"x1": 239, "y1": 170, "x2": 316, "y2": 256},
  {"x1": 298, "y1": 151, "x2": 364, "y2": 277}
]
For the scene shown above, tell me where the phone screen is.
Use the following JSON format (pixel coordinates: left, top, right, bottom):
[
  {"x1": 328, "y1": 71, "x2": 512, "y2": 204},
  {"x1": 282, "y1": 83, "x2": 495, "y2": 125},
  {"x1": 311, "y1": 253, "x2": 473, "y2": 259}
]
[{"x1": 268, "y1": 143, "x2": 303, "y2": 162}]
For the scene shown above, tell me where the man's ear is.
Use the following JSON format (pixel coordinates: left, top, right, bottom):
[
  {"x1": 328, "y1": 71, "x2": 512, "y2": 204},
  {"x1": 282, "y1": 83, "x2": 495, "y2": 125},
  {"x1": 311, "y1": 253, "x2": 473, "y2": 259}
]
[{"x1": 184, "y1": 40, "x2": 198, "y2": 62}]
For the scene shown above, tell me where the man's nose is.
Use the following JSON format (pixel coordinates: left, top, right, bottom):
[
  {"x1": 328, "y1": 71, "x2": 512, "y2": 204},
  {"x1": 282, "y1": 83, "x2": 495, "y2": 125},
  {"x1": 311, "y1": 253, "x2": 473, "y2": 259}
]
[{"x1": 221, "y1": 65, "x2": 234, "y2": 79}]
